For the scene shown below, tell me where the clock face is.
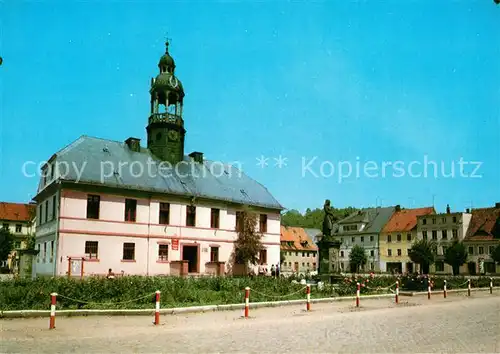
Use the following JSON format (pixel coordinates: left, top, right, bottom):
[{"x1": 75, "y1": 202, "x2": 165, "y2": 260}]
[
  {"x1": 169, "y1": 75, "x2": 179, "y2": 89},
  {"x1": 168, "y1": 130, "x2": 179, "y2": 141}
]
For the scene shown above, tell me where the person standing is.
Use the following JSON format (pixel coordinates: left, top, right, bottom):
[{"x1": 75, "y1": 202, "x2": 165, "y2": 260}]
[
  {"x1": 271, "y1": 264, "x2": 276, "y2": 277},
  {"x1": 276, "y1": 263, "x2": 280, "y2": 278}
]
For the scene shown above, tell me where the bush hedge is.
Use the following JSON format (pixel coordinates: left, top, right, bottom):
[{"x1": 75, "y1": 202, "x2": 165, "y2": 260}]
[
  {"x1": 0, "y1": 276, "x2": 335, "y2": 311},
  {"x1": 0, "y1": 275, "x2": 497, "y2": 311},
  {"x1": 335, "y1": 274, "x2": 498, "y2": 295}
]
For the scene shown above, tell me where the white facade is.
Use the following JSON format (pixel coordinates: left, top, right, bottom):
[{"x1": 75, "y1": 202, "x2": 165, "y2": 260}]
[{"x1": 33, "y1": 188, "x2": 281, "y2": 277}]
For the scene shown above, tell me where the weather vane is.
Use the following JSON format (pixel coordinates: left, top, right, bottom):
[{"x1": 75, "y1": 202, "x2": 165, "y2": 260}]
[{"x1": 165, "y1": 35, "x2": 172, "y2": 52}]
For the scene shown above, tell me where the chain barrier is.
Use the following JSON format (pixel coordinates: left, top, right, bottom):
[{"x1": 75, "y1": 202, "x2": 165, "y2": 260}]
[
  {"x1": 249, "y1": 286, "x2": 308, "y2": 299},
  {"x1": 364, "y1": 282, "x2": 398, "y2": 293},
  {"x1": 56, "y1": 292, "x2": 156, "y2": 306}
]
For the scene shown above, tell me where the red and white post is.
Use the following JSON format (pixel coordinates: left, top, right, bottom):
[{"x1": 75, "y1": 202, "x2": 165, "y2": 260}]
[
  {"x1": 427, "y1": 279, "x2": 431, "y2": 300},
  {"x1": 443, "y1": 280, "x2": 447, "y2": 299},
  {"x1": 395, "y1": 281, "x2": 399, "y2": 304},
  {"x1": 244, "y1": 287, "x2": 250, "y2": 318},
  {"x1": 467, "y1": 279, "x2": 471, "y2": 297},
  {"x1": 49, "y1": 292, "x2": 57, "y2": 329},
  {"x1": 356, "y1": 282, "x2": 360, "y2": 307},
  {"x1": 154, "y1": 290, "x2": 161, "y2": 325},
  {"x1": 490, "y1": 277, "x2": 493, "y2": 294},
  {"x1": 306, "y1": 285, "x2": 311, "y2": 311}
]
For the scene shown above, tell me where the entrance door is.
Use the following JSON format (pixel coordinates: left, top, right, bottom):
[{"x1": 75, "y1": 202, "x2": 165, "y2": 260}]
[
  {"x1": 182, "y1": 245, "x2": 199, "y2": 273},
  {"x1": 468, "y1": 262, "x2": 476, "y2": 275},
  {"x1": 406, "y1": 262, "x2": 414, "y2": 274}
]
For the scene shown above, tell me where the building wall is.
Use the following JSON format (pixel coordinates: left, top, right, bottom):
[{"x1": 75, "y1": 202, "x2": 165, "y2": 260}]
[
  {"x1": 1, "y1": 219, "x2": 35, "y2": 269},
  {"x1": 281, "y1": 249, "x2": 318, "y2": 275},
  {"x1": 463, "y1": 240, "x2": 500, "y2": 275},
  {"x1": 379, "y1": 230, "x2": 417, "y2": 273},
  {"x1": 334, "y1": 232, "x2": 379, "y2": 272},
  {"x1": 416, "y1": 212, "x2": 470, "y2": 275},
  {"x1": 35, "y1": 189, "x2": 281, "y2": 277},
  {"x1": 0, "y1": 221, "x2": 34, "y2": 240},
  {"x1": 34, "y1": 190, "x2": 59, "y2": 276}
]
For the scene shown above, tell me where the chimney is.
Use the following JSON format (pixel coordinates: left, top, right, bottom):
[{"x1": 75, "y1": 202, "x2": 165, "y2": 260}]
[
  {"x1": 496, "y1": 202, "x2": 500, "y2": 209},
  {"x1": 446, "y1": 204, "x2": 451, "y2": 214},
  {"x1": 466, "y1": 208, "x2": 470, "y2": 213},
  {"x1": 395, "y1": 205, "x2": 401, "y2": 212},
  {"x1": 189, "y1": 151, "x2": 204, "y2": 164},
  {"x1": 125, "y1": 137, "x2": 141, "y2": 152}
]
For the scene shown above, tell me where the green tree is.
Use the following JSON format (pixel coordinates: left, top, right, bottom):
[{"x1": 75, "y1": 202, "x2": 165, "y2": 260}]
[
  {"x1": 444, "y1": 241, "x2": 468, "y2": 275},
  {"x1": 349, "y1": 244, "x2": 367, "y2": 273},
  {"x1": 408, "y1": 239, "x2": 437, "y2": 274},
  {"x1": 280, "y1": 251, "x2": 286, "y2": 265},
  {"x1": 281, "y1": 206, "x2": 358, "y2": 229},
  {"x1": 232, "y1": 208, "x2": 264, "y2": 272},
  {"x1": 491, "y1": 244, "x2": 500, "y2": 264},
  {"x1": 0, "y1": 227, "x2": 14, "y2": 264}
]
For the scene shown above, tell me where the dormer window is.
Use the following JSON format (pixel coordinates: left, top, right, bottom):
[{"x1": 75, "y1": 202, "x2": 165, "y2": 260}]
[{"x1": 344, "y1": 224, "x2": 357, "y2": 232}]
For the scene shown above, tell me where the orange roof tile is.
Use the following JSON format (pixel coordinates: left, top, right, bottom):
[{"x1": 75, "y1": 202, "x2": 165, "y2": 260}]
[
  {"x1": 382, "y1": 207, "x2": 435, "y2": 233},
  {"x1": 0, "y1": 202, "x2": 36, "y2": 222},
  {"x1": 280, "y1": 226, "x2": 318, "y2": 251},
  {"x1": 465, "y1": 206, "x2": 500, "y2": 240}
]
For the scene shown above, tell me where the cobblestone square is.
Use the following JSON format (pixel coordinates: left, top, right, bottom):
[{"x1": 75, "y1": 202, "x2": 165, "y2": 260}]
[{"x1": 2, "y1": 292, "x2": 499, "y2": 353}]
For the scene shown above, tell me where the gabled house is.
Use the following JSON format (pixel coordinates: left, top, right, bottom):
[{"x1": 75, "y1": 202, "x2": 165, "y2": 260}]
[
  {"x1": 331, "y1": 206, "x2": 396, "y2": 273},
  {"x1": 380, "y1": 205, "x2": 435, "y2": 274},
  {"x1": 0, "y1": 202, "x2": 36, "y2": 271},
  {"x1": 463, "y1": 203, "x2": 500, "y2": 275},
  {"x1": 280, "y1": 226, "x2": 318, "y2": 275}
]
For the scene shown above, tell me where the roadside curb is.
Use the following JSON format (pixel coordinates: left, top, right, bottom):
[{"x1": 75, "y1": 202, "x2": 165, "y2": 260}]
[
  {"x1": 400, "y1": 286, "x2": 500, "y2": 297},
  {"x1": 0, "y1": 294, "x2": 395, "y2": 319}
]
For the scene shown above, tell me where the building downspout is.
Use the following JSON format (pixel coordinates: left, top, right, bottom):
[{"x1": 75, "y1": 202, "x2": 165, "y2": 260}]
[
  {"x1": 147, "y1": 195, "x2": 151, "y2": 276},
  {"x1": 54, "y1": 182, "x2": 62, "y2": 277}
]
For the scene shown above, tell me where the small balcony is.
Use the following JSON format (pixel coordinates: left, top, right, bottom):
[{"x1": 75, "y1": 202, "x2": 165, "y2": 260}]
[{"x1": 148, "y1": 113, "x2": 183, "y2": 126}]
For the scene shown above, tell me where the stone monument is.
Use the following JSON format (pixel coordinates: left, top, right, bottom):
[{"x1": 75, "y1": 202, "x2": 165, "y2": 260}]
[{"x1": 317, "y1": 199, "x2": 341, "y2": 275}]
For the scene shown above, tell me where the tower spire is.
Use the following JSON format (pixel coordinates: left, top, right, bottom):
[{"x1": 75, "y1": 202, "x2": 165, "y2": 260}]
[
  {"x1": 165, "y1": 37, "x2": 172, "y2": 53},
  {"x1": 147, "y1": 38, "x2": 185, "y2": 164}
]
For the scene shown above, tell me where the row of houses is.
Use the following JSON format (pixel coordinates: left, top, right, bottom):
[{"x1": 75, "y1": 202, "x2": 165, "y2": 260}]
[
  {"x1": 2, "y1": 200, "x2": 499, "y2": 277},
  {"x1": 326, "y1": 203, "x2": 500, "y2": 275}
]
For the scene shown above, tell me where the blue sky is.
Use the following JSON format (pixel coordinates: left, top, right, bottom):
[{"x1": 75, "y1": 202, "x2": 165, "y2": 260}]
[{"x1": 1, "y1": 1, "x2": 499, "y2": 213}]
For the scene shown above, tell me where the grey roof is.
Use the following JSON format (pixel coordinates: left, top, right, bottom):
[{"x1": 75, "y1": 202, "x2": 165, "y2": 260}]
[
  {"x1": 38, "y1": 135, "x2": 283, "y2": 210},
  {"x1": 334, "y1": 207, "x2": 396, "y2": 234},
  {"x1": 304, "y1": 228, "x2": 321, "y2": 243}
]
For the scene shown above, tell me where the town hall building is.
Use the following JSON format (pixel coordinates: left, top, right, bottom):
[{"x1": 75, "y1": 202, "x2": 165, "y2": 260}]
[{"x1": 32, "y1": 41, "x2": 283, "y2": 277}]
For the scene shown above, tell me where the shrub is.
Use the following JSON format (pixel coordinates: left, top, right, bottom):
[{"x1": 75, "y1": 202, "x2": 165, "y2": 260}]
[
  {"x1": 0, "y1": 276, "x2": 336, "y2": 311},
  {"x1": 1, "y1": 275, "x2": 496, "y2": 311}
]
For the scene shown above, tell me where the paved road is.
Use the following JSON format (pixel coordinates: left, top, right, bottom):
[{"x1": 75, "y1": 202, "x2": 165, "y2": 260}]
[{"x1": 2, "y1": 292, "x2": 499, "y2": 353}]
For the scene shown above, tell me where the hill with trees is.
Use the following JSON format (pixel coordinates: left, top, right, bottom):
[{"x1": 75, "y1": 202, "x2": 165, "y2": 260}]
[{"x1": 281, "y1": 206, "x2": 358, "y2": 229}]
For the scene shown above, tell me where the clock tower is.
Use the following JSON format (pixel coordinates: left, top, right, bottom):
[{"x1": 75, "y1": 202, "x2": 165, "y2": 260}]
[{"x1": 147, "y1": 40, "x2": 186, "y2": 164}]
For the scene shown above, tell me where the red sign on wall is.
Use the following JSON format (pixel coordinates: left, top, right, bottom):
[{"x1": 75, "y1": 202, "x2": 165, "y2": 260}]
[{"x1": 172, "y1": 239, "x2": 179, "y2": 251}]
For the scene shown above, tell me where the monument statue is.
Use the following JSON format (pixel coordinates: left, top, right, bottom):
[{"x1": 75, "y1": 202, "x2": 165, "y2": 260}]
[
  {"x1": 322, "y1": 199, "x2": 334, "y2": 238},
  {"x1": 317, "y1": 199, "x2": 342, "y2": 276}
]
